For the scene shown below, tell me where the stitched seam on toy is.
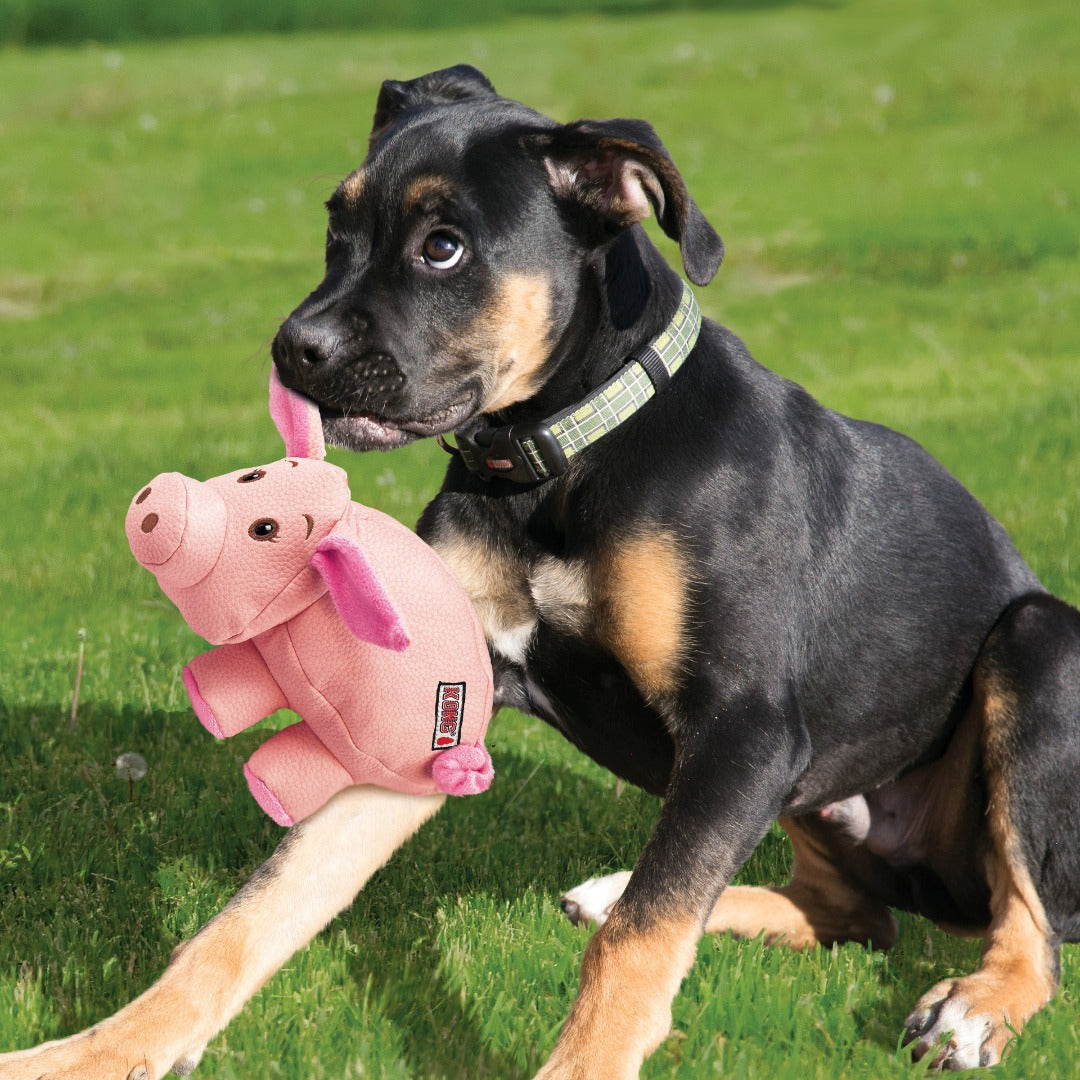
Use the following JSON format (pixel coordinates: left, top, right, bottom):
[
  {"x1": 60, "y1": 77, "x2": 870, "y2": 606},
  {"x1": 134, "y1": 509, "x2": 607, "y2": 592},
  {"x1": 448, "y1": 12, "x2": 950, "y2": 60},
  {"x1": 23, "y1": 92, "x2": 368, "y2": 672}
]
[
  {"x1": 228, "y1": 565, "x2": 330, "y2": 644},
  {"x1": 276, "y1": 612, "x2": 414, "y2": 788},
  {"x1": 436, "y1": 557, "x2": 494, "y2": 734},
  {"x1": 467, "y1": 597, "x2": 495, "y2": 727}
]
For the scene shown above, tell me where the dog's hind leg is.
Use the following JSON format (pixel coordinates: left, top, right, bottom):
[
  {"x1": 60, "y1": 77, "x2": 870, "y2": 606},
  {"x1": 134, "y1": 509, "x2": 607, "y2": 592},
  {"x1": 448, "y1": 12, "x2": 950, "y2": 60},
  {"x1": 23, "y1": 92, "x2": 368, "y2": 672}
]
[
  {"x1": 904, "y1": 593, "x2": 1080, "y2": 1069},
  {"x1": 561, "y1": 814, "x2": 896, "y2": 950},
  {"x1": 559, "y1": 872, "x2": 633, "y2": 929},
  {"x1": 0, "y1": 785, "x2": 444, "y2": 1080},
  {"x1": 702, "y1": 814, "x2": 897, "y2": 949}
]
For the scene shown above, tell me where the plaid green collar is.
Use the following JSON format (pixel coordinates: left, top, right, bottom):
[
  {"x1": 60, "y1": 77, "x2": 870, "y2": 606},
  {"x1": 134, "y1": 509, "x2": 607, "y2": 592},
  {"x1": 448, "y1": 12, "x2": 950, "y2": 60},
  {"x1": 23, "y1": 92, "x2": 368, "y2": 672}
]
[{"x1": 452, "y1": 282, "x2": 701, "y2": 484}]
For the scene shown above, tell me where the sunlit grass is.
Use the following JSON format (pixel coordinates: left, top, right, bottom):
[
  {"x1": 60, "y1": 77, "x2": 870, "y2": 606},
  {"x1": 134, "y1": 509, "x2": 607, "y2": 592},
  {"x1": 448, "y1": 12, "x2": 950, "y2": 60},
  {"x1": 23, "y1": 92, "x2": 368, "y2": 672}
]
[{"x1": 1, "y1": 1, "x2": 1078, "y2": 1076}]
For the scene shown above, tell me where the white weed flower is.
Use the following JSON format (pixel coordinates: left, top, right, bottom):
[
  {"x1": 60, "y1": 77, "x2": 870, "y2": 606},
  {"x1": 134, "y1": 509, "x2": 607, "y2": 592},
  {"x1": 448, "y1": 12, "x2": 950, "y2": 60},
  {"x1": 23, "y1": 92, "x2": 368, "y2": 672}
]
[{"x1": 114, "y1": 752, "x2": 148, "y2": 782}]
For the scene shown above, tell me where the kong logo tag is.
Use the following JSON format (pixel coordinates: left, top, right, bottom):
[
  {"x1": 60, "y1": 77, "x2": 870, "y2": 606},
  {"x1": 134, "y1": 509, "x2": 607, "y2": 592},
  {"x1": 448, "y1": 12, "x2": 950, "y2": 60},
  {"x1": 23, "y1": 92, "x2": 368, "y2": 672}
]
[{"x1": 432, "y1": 682, "x2": 466, "y2": 750}]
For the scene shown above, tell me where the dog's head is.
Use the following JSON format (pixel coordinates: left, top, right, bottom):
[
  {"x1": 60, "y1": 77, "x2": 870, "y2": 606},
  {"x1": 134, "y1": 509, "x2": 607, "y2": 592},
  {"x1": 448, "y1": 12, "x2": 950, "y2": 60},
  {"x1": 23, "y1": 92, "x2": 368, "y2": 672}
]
[{"x1": 271, "y1": 65, "x2": 723, "y2": 452}]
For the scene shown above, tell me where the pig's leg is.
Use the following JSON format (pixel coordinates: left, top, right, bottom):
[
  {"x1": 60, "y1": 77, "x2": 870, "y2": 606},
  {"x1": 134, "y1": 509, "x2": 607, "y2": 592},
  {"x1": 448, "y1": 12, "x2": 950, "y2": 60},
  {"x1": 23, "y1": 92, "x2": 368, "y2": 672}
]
[
  {"x1": 0, "y1": 785, "x2": 445, "y2": 1079},
  {"x1": 184, "y1": 641, "x2": 286, "y2": 738},
  {"x1": 244, "y1": 720, "x2": 355, "y2": 827}
]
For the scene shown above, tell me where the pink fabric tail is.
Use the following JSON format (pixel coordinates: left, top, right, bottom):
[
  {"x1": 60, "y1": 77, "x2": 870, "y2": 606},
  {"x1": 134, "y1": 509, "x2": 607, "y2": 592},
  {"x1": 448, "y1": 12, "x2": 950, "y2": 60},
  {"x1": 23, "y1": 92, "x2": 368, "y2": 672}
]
[
  {"x1": 431, "y1": 743, "x2": 494, "y2": 796},
  {"x1": 269, "y1": 366, "x2": 326, "y2": 461}
]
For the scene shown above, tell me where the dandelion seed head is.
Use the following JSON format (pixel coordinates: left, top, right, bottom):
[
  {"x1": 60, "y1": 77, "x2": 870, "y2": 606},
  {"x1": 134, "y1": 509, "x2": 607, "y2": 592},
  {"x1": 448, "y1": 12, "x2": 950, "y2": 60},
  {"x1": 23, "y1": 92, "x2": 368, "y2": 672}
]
[{"x1": 115, "y1": 751, "x2": 148, "y2": 782}]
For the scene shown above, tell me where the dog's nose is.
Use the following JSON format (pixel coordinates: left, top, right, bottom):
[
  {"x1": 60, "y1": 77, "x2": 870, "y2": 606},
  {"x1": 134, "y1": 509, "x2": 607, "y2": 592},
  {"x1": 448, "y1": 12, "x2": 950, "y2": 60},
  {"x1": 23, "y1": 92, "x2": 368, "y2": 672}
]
[{"x1": 274, "y1": 315, "x2": 344, "y2": 373}]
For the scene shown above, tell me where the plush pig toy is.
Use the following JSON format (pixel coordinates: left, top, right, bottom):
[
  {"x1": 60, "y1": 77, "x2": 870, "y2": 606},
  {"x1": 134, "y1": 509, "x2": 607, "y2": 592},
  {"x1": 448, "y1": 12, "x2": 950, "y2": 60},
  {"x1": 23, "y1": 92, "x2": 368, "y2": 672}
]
[{"x1": 125, "y1": 370, "x2": 493, "y2": 826}]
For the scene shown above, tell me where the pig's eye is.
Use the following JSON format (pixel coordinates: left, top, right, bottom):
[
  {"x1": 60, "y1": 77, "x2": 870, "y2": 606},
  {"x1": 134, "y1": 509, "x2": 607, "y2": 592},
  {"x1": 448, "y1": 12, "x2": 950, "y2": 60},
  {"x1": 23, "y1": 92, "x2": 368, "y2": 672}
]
[
  {"x1": 238, "y1": 469, "x2": 266, "y2": 484},
  {"x1": 249, "y1": 518, "x2": 279, "y2": 541}
]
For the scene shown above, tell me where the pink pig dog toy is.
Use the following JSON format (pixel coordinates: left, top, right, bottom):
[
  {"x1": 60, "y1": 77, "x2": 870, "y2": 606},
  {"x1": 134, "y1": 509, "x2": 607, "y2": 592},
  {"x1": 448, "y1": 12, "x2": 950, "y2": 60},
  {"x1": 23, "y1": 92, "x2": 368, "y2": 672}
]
[{"x1": 125, "y1": 370, "x2": 494, "y2": 826}]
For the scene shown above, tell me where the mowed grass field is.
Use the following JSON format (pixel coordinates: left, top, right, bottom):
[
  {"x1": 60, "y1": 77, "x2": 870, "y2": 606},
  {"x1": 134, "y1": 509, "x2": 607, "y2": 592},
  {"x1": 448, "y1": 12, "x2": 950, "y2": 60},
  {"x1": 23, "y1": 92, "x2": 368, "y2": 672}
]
[{"x1": 1, "y1": 1, "x2": 1078, "y2": 1076}]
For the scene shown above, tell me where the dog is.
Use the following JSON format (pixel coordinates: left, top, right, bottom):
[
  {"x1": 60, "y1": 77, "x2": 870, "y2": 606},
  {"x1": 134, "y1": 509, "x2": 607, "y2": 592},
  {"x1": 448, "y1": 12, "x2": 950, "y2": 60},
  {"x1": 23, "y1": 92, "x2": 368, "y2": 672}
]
[{"x1": 3, "y1": 64, "x2": 1078, "y2": 1079}]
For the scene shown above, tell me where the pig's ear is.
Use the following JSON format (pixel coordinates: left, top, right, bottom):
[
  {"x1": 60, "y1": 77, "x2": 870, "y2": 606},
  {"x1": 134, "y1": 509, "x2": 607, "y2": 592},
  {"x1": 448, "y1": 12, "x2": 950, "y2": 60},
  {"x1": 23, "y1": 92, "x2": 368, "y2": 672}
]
[
  {"x1": 270, "y1": 366, "x2": 326, "y2": 461},
  {"x1": 310, "y1": 535, "x2": 410, "y2": 651}
]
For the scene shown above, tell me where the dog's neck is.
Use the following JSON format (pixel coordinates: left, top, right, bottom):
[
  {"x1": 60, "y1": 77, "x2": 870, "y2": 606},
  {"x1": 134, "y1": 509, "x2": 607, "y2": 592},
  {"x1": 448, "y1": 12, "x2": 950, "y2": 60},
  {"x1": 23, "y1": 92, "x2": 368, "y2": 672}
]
[{"x1": 448, "y1": 229, "x2": 694, "y2": 486}]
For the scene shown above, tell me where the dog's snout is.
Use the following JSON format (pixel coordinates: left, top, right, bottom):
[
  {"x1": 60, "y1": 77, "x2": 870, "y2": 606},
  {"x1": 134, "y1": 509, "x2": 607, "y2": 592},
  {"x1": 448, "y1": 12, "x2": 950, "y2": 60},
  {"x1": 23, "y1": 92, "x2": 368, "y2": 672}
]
[
  {"x1": 275, "y1": 316, "x2": 343, "y2": 372},
  {"x1": 273, "y1": 306, "x2": 409, "y2": 420}
]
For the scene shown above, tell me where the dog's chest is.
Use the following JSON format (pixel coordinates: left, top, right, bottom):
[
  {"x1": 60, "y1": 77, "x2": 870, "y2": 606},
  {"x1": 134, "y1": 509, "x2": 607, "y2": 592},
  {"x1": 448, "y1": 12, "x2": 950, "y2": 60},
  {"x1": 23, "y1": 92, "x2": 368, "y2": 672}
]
[
  {"x1": 425, "y1": 507, "x2": 686, "y2": 793},
  {"x1": 433, "y1": 518, "x2": 691, "y2": 710},
  {"x1": 435, "y1": 535, "x2": 591, "y2": 667}
]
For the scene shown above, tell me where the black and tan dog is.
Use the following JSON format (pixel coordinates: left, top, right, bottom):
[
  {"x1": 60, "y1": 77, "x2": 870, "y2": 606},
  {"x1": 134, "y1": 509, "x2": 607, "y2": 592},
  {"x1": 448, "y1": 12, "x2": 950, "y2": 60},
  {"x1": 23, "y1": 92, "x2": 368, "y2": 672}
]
[{"x1": 4, "y1": 65, "x2": 1079, "y2": 1079}]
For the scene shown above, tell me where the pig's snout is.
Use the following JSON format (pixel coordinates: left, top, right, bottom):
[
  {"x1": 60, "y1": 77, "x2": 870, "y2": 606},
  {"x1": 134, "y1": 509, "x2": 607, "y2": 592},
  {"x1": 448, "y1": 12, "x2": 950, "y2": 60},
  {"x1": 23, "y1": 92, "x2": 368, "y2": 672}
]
[{"x1": 127, "y1": 472, "x2": 227, "y2": 589}]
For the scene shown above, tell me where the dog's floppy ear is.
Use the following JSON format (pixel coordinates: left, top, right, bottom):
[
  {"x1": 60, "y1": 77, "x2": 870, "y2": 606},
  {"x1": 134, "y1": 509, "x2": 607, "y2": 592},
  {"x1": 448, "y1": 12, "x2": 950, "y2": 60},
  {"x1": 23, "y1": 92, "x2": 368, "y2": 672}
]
[
  {"x1": 526, "y1": 118, "x2": 724, "y2": 286},
  {"x1": 370, "y1": 65, "x2": 498, "y2": 149}
]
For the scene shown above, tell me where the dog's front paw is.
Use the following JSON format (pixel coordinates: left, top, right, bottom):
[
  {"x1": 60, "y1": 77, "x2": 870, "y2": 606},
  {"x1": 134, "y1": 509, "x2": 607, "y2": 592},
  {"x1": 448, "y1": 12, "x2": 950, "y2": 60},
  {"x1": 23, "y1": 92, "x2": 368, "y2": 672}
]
[
  {"x1": 559, "y1": 870, "x2": 632, "y2": 927},
  {"x1": 903, "y1": 976, "x2": 1019, "y2": 1069},
  {"x1": 0, "y1": 1027, "x2": 207, "y2": 1080},
  {"x1": 0, "y1": 1037, "x2": 146, "y2": 1080}
]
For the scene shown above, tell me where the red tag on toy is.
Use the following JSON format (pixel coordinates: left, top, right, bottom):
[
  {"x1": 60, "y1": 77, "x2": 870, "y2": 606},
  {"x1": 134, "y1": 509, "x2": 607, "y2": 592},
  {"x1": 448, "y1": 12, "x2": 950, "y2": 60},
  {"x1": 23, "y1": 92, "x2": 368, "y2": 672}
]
[{"x1": 433, "y1": 682, "x2": 466, "y2": 749}]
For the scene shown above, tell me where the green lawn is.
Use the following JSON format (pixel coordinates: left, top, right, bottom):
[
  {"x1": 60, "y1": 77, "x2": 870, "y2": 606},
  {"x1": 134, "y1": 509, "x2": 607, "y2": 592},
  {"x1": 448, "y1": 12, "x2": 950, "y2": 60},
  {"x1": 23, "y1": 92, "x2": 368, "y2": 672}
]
[{"x1": 1, "y1": 1, "x2": 1078, "y2": 1076}]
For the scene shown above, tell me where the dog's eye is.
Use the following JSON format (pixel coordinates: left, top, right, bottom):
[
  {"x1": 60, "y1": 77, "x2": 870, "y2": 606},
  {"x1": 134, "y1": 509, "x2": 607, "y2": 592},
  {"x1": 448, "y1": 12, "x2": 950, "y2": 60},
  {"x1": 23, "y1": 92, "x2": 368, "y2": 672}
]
[
  {"x1": 249, "y1": 518, "x2": 279, "y2": 542},
  {"x1": 421, "y1": 232, "x2": 464, "y2": 270},
  {"x1": 238, "y1": 469, "x2": 266, "y2": 484}
]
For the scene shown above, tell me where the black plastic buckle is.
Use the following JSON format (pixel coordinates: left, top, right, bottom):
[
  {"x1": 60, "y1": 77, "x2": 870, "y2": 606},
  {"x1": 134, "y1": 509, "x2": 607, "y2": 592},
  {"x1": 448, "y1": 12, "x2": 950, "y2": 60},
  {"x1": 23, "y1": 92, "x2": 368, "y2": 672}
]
[{"x1": 460, "y1": 422, "x2": 570, "y2": 484}]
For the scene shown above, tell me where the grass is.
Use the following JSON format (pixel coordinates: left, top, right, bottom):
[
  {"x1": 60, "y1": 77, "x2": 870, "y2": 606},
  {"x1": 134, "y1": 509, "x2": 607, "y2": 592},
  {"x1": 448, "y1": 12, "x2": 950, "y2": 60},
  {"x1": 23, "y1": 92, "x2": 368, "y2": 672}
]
[
  {"x1": 1, "y1": 0, "x2": 1078, "y2": 1076},
  {"x1": 0, "y1": 0, "x2": 769, "y2": 47}
]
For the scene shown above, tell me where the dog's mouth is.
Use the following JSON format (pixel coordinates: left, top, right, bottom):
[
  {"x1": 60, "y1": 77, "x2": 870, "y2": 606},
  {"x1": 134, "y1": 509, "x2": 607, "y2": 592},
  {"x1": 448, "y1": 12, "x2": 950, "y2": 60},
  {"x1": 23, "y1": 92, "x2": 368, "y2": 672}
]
[{"x1": 320, "y1": 392, "x2": 479, "y2": 453}]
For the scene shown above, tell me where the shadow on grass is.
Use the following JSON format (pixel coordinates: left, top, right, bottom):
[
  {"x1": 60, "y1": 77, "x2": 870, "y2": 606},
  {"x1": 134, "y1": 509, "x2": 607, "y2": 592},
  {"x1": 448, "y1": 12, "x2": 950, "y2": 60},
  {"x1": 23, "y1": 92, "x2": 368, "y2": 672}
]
[
  {"x1": 333, "y1": 740, "x2": 662, "y2": 1078},
  {"x1": 11, "y1": 700, "x2": 1042, "y2": 1077},
  {"x1": 0, "y1": 703, "x2": 285, "y2": 1031},
  {"x1": 0, "y1": 701, "x2": 653, "y2": 1075}
]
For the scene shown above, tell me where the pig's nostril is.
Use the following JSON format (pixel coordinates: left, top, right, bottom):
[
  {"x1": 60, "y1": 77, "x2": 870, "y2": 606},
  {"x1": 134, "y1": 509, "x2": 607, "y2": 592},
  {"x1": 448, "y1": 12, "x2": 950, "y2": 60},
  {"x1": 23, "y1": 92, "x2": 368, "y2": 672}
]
[
  {"x1": 136, "y1": 487, "x2": 152, "y2": 505},
  {"x1": 141, "y1": 513, "x2": 159, "y2": 534}
]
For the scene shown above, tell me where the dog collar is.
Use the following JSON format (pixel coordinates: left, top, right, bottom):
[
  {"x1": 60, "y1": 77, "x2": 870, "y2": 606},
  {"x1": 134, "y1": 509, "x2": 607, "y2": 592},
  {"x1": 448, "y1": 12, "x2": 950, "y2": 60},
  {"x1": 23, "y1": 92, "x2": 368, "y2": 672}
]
[{"x1": 448, "y1": 282, "x2": 701, "y2": 484}]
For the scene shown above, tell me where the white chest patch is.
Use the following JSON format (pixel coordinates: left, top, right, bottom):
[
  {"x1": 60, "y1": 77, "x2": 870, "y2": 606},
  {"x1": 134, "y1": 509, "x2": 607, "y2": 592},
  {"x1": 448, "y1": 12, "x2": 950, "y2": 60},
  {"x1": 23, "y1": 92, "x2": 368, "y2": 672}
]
[
  {"x1": 475, "y1": 555, "x2": 591, "y2": 666},
  {"x1": 488, "y1": 617, "x2": 537, "y2": 666},
  {"x1": 528, "y1": 555, "x2": 591, "y2": 635},
  {"x1": 434, "y1": 536, "x2": 591, "y2": 669}
]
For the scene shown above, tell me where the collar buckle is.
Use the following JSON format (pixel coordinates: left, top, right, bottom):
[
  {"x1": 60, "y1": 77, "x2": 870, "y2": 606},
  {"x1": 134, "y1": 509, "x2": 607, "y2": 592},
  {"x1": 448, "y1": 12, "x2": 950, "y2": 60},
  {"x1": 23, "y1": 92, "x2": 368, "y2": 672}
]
[{"x1": 458, "y1": 421, "x2": 570, "y2": 484}]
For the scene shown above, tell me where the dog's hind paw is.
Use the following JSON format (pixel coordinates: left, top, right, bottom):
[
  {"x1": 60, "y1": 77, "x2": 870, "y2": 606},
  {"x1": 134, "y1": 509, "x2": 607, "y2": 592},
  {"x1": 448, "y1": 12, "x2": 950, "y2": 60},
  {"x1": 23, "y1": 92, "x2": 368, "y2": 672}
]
[{"x1": 559, "y1": 870, "x2": 632, "y2": 927}]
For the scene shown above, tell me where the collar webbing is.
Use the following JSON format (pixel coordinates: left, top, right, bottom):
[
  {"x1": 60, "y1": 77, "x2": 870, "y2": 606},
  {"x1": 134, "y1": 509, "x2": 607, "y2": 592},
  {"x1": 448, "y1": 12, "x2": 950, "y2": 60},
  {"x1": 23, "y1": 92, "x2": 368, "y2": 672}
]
[{"x1": 454, "y1": 282, "x2": 701, "y2": 484}]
